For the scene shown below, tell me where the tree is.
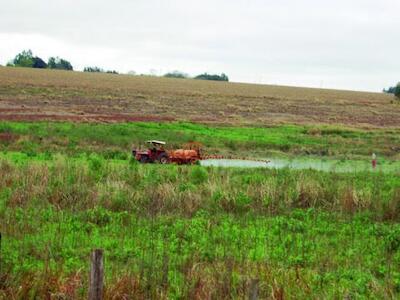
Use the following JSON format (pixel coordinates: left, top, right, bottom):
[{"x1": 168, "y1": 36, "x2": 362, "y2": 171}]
[
  {"x1": 84, "y1": 67, "x2": 118, "y2": 74},
  {"x1": 10, "y1": 50, "x2": 47, "y2": 69},
  {"x1": 48, "y1": 56, "x2": 73, "y2": 70},
  {"x1": 194, "y1": 73, "x2": 229, "y2": 82},
  {"x1": 84, "y1": 66, "x2": 104, "y2": 72},
  {"x1": 384, "y1": 82, "x2": 400, "y2": 99},
  {"x1": 12, "y1": 50, "x2": 34, "y2": 67},
  {"x1": 395, "y1": 83, "x2": 400, "y2": 99},
  {"x1": 164, "y1": 71, "x2": 189, "y2": 79},
  {"x1": 383, "y1": 86, "x2": 396, "y2": 94},
  {"x1": 32, "y1": 56, "x2": 47, "y2": 69}
]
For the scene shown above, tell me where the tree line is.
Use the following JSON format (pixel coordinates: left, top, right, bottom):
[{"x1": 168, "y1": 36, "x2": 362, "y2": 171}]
[
  {"x1": 4, "y1": 50, "x2": 229, "y2": 81},
  {"x1": 5, "y1": 50, "x2": 400, "y2": 90},
  {"x1": 5, "y1": 50, "x2": 229, "y2": 81},
  {"x1": 383, "y1": 83, "x2": 400, "y2": 99},
  {"x1": 84, "y1": 66, "x2": 118, "y2": 74},
  {"x1": 163, "y1": 70, "x2": 229, "y2": 82},
  {"x1": 5, "y1": 50, "x2": 122, "y2": 75},
  {"x1": 7, "y1": 50, "x2": 73, "y2": 70}
]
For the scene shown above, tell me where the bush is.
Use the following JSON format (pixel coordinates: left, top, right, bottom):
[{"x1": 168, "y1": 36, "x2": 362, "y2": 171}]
[
  {"x1": 32, "y1": 57, "x2": 47, "y2": 69},
  {"x1": 84, "y1": 66, "x2": 119, "y2": 74},
  {"x1": 102, "y1": 150, "x2": 128, "y2": 160},
  {"x1": 190, "y1": 166, "x2": 208, "y2": 184},
  {"x1": 384, "y1": 82, "x2": 400, "y2": 99},
  {"x1": 88, "y1": 153, "x2": 104, "y2": 172},
  {"x1": 164, "y1": 71, "x2": 189, "y2": 79},
  {"x1": 84, "y1": 66, "x2": 103, "y2": 73},
  {"x1": 395, "y1": 83, "x2": 400, "y2": 99},
  {"x1": 194, "y1": 73, "x2": 229, "y2": 82},
  {"x1": 12, "y1": 50, "x2": 34, "y2": 67},
  {"x1": 10, "y1": 50, "x2": 47, "y2": 69},
  {"x1": 48, "y1": 56, "x2": 73, "y2": 70}
]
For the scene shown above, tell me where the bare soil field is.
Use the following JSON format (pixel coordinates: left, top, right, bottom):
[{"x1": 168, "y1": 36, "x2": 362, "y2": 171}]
[{"x1": 0, "y1": 67, "x2": 398, "y2": 127}]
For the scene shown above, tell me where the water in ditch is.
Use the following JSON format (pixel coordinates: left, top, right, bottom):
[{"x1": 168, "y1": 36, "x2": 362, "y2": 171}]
[{"x1": 200, "y1": 157, "x2": 400, "y2": 173}]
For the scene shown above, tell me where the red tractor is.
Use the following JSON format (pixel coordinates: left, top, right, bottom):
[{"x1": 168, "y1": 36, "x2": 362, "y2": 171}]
[
  {"x1": 132, "y1": 140, "x2": 202, "y2": 164},
  {"x1": 132, "y1": 140, "x2": 169, "y2": 164}
]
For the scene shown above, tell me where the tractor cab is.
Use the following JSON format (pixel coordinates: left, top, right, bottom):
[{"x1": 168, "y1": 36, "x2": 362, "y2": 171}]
[{"x1": 132, "y1": 140, "x2": 169, "y2": 164}]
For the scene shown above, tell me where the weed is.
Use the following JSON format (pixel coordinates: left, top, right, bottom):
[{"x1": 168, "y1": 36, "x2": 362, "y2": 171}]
[{"x1": 190, "y1": 166, "x2": 208, "y2": 185}]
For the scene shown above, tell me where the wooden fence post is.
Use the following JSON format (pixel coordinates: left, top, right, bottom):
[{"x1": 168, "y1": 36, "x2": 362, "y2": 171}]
[
  {"x1": 0, "y1": 232, "x2": 2, "y2": 275},
  {"x1": 248, "y1": 278, "x2": 259, "y2": 300},
  {"x1": 89, "y1": 249, "x2": 104, "y2": 300}
]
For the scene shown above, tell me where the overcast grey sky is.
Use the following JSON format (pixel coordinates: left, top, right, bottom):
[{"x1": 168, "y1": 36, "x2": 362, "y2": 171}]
[{"x1": 0, "y1": 0, "x2": 399, "y2": 91}]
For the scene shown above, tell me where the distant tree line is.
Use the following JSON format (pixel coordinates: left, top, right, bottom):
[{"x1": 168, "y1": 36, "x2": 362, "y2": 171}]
[
  {"x1": 384, "y1": 83, "x2": 400, "y2": 99},
  {"x1": 194, "y1": 73, "x2": 229, "y2": 81},
  {"x1": 162, "y1": 71, "x2": 229, "y2": 82},
  {"x1": 7, "y1": 50, "x2": 73, "y2": 70},
  {"x1": 164, "y1": 71, "x2": 189, "y2": 79},
  {"x1": 84, "y1": 66, "x2": 118, "y2": 74},
  {"x1": 5, "y1": 50, "x2": 229, "y2": 82}
]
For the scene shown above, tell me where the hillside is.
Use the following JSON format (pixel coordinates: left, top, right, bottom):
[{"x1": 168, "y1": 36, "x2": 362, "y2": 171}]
[{"x1": 0, "y1": 66, "x2": 398, "y2": 127}]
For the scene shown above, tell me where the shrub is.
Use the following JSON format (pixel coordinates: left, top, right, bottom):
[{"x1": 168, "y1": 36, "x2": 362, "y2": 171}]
[
  {"x1": 234, "y1": 192, "x2": 252, "y2": 212},
  {"x1": 84, "y1": 66, "x2": 119, "y2": 74},
  {"x1": 395, "y1": 83, "x2": 400, "y2": 99},
  {"x1": 102, "y1": 150, "x2": 128, "y2": 160},
  {"x1": 48, "y1": 56, "x2": 73, "y2": 70},
  {"x1": 88, "y1": 153, "x2": 104, "y2": 172},
  {"x1": 84, "y1": 66, "x2": 103, "y2": 73},
  {"x1": 10, "y1": 50, "x2": 47, "y2": 69},
  {"x1": 164, "y1": 71, "x2": 189, "y2": 79},
  {"x1": 83, "y1": 206, "x2": 112, "y2": 226},
  {"x1": 12, "y1": 50, "x2": 34, "y2": 67},
  {"x1": 194, "y1": 73, "x2": 229, "y2": 82},
  {"x1": 32, "y1": 57, "x2": 47, "y2": 69},
  {"x1": 190, "y1": 166, "x2": 208, "y2": 184},
  {"x1": 384, "y1": 82, "x2": 400, "y2": 99}
]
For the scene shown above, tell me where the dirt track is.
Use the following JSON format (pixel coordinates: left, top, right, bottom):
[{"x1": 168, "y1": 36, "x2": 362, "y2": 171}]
[{"x1": 0, "y1": 107, "x2": 175, "y2": 123}]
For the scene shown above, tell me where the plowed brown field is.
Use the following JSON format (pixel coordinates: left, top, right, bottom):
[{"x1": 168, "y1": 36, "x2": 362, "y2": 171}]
[{"x1": 0, "y1": 66, "x2": 398, "y2": 127}]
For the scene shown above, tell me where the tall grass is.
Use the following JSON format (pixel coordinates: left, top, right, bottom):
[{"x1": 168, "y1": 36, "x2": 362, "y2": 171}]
[
  {"x1": 1, "y1": 206, "x2": 399, "y2": 298},
  {"x1": 0, "y1": 157, "x2": 399, "y2": 298},
  {"x1": 0, "y1": 158, "x2": 398, "y2": 219}
]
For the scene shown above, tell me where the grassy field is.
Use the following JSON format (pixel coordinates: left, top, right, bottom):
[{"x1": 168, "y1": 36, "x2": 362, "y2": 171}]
[
  {"x1": 0, "y1": 156, "x2": 399, "y2": 299},
  {"x1": 0, "y1": 67, "x2": 399, "y2": 127},
  {"x1": 1, "y1": 121, "x2": 400, "y2": 160},
  {"x1": 0, "y1": 68, "x2": 400, "y2": 299},
  {"x1": 0, "y1": 121, "x2": 398, "y2": 298}
]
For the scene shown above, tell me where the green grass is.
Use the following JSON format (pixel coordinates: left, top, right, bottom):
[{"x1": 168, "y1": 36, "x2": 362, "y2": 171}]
[
  {"x1": 0, "y1": 155, "x2": 400, "y2": 298},
  {"x1": 1, "y1": 121, "x2": 400, "y2": 159},
  {"x1": 1, "y1": 121, "x2": 400, "y2": 298},
  {"x1": 3, "y1": 207, "x2": 400, "y2": 299}
]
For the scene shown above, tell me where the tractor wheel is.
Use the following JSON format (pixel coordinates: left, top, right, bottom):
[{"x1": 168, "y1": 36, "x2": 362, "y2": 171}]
[
  {"x1": 140, "y1": 156, "x2": 149, "y2": 163},
  {"x1": 158, "y1": 155, "x2": 169, "y2": 164}
]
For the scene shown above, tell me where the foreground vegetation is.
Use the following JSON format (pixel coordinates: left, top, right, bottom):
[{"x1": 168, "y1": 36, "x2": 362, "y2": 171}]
[
  {"x1": 0, "y1": 121, "x2": 399, "y2": 298},
  {"x1": 0, "y1": 155, "x2": 399, "y2": 298}
]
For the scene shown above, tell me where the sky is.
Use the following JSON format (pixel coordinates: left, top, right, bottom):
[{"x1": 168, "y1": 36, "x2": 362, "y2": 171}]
[{"x1": 0, "y1": 0, "x2": 399, "y2": 92}]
